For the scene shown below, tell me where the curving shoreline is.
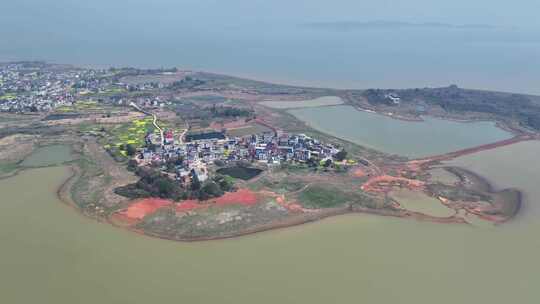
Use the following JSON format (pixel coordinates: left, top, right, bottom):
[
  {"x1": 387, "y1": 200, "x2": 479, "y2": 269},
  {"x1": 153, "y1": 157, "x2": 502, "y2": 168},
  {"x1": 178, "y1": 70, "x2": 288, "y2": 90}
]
[
  {"x1": 52, "y1": 162, "x2": 512, "y2": 243},
  {"x1": 2, "y1": 114, "x2": 530, "y2": 242},
  {"x1": 42, "y1": 129, "x2": 526, "y2": 242},
  {"x1": 441, "y1": 166, "x2": 522, "y2": 224}
]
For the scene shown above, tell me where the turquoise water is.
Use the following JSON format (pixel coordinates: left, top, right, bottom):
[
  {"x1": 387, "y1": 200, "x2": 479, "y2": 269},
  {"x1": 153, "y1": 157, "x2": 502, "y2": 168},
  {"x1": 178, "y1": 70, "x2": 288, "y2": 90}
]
[{"x1": 289, "y1": 105, "x2": 512, "y2": 157}]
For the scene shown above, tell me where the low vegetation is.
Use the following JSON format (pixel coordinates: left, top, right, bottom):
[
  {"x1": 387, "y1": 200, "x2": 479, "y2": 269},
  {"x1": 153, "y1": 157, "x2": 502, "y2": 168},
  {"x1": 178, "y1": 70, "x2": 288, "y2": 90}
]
[
  {"x1": 174, "y1": 102, "x2": 253, "y2": 121},
  {"x1": 363, "y1": 85, "x2": 540, "y2": 131},
  {"x1": 298, "y1": 184, "x2": 374, "y2": 209},
  {"x1": 100, "y1": 116, "x2": 159, "y2": 161},
  {"x1": 216, "y1": 166, "x2": 263, "y2": 180}
]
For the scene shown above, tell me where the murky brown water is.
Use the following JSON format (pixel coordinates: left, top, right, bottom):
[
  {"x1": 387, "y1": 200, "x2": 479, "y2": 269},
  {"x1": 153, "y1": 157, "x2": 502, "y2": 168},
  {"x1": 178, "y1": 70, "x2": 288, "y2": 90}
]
[{"x1": 1, "y1": 143, "x2": 539, "y2": 303}]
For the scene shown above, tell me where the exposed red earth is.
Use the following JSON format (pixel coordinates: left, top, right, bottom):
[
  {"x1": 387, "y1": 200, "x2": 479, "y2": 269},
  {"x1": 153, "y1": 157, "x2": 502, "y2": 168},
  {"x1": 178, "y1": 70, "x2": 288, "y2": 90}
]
[
  {"x1": 175, "y1": 200, "x2": 203, "y2": 212},
  {"x1": 115, "y1": 188, "x2": 261, "y2": 224},
  {"x1": 276, "y1": 195, "x2": 305, "y2": 212},
  {"x1": 352, "y1": 168, "x2": 366, "y2": 178},
  {"x1": 213, "y1": 188, "x2": 258, "y2": 206},
  {"x1": 355, "y1": 135, "x2": 534, "y2": 224},
  {"x1": 118, "y1": 198, "x2": 172, "y2": 220},
  {"x1": 361, "y1": 175, "x2": 425, "y2": 194},
  {"x1": 108, "y1": 122, "x2": 538, "y2": 239}
]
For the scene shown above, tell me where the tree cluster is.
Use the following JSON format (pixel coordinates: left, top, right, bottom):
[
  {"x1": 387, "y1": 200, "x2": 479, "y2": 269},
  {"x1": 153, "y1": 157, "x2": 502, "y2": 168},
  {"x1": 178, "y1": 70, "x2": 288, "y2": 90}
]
[
  {"x1": 334, "y1": 149, "x2": 348, "y2": 161},
  {"x1": 209, "y1": 104, "x2": 253, "y2": 118},
  {"x1": 114, "y1": 167, "x2": 235, "y2": 202},
  {"x1": 362, "y1": 86, "x2": 540, "y2": 131},
  {"x1": 168, "y1": 77, "x2": 205, "y2": 90}
]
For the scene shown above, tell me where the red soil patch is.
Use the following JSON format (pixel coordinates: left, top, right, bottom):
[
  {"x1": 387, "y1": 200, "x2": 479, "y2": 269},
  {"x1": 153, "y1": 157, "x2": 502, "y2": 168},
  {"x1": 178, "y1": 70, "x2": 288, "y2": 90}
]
[
  {"x1": 120, "y1": 189, "x2": 259, "y2": 220},
  {"x1": 276, "y1": 195, "x2": 305, "y2": 212},
  {"x1": 353, "y1": 168, "x2": 366, "y2": 178},
  {"x1": 175, "y1": 189, "x2": 259, "y2": 213},
  {"x1": 361, "y1": 175, "x2": 425, "y2": 193},
  {"x1": 284, "y1": 202, "x2": 304, "y2": 212},
  {"x1": 119, "y1": 198, "x2": 172, "y2": 220},
  {"x1": 175, "y1": 200, "x2": 205, "y2": 212},
  {"x1": 214, "y1": 188, "x2": 258, "y2": 206}
]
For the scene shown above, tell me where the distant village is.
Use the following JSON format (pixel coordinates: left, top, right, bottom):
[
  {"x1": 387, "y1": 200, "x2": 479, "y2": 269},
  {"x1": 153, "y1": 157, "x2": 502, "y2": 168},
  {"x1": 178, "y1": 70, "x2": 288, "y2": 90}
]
[
  {"x1": 0, "y1": 62, "x2": 182, "y2": 113},
  {"x1": 137, "y1": 128, "x2": 345, "y2": 187},
  {"x1": 0, "y1": 62, "x2": 114, "y2": 112},
  {"x1": 0, "y1": 62, "x2": 313, "y2": 115}
]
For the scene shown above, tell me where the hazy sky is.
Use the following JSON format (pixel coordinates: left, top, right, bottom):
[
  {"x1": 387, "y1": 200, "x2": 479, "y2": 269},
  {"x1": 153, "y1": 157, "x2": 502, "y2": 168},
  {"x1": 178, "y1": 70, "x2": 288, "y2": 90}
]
[
  {"x1": 3, "y1": 0, "x2": 540, "y2": 29},
  {"x1": 2, "y1": 0, "x2": 539, "y2": 94},
  {"x1": 187, "y1": 0, "x2": 540, "y2": 28}
]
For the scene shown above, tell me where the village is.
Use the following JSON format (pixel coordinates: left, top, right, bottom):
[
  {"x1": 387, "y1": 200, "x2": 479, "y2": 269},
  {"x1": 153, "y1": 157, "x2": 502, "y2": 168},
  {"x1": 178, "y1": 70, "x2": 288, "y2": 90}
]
[
  {"x1": 136, "y1": 126, "x2": 346, "y2": 188},
  {"x1": 0, "y1": 62, "x2": 115, "y2": 112}
]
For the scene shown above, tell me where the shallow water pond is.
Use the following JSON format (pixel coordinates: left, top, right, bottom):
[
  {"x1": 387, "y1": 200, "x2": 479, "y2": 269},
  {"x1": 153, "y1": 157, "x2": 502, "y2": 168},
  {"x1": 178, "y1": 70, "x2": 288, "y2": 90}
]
[
  {"x1": 289, "y1": 105, "x2": 512, "y2": 157},
  {"x1": 390, "y1": 188, "x2": 456, "y2": 217},
  {"x1": 21, "y1": 144, "x2": 74, "y2": 167}
]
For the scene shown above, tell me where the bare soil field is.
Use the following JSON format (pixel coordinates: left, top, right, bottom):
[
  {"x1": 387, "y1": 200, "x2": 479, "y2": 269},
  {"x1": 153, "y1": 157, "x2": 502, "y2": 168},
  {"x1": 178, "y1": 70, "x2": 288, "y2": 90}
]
[{"x1": 0, "y1": 134, "x2": 37, "y2": 162}]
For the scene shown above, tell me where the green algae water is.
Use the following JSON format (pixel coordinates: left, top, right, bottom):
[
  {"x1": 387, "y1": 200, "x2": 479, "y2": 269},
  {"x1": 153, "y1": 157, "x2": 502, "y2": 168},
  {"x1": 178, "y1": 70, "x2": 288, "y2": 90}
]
[
  {"x1": 2, "y1": 141, "x2": 540, "y2": 303},
  {"x1": 289, "y1": 105, "x2": 512, "y2": 157},
  {"x1": 21, "y1": 145, "x2": 73, "y2": 167}
]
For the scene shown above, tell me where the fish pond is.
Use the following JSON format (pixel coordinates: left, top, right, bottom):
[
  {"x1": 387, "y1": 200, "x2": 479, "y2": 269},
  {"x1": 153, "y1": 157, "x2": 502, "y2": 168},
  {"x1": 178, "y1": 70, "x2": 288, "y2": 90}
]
[
  {"x1": 217, "y1": 166, "x2": 263, "y2": 180},
  {"x1": 289, "y1": 105, "x2": 512, "y2": 158}
]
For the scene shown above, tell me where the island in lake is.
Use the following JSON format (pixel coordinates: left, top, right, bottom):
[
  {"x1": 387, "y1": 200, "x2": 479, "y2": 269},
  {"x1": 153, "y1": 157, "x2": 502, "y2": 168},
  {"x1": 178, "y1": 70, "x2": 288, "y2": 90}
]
[{"x1": 1, "y1": 61, "x2": 538, "y2": 241}]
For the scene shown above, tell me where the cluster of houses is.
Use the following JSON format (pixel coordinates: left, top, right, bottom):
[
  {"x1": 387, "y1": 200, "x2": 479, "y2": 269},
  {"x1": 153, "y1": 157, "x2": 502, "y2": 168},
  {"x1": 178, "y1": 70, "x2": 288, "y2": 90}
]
[
  {"x1": 136, "y1": 130, "x2": 342, "y2": 186},
  {"x1": 384, "y1": 93, "x2": 401, "y2": 105},
  {"x1": 0, "y1": 62, "x2": 112, "y2": 112},
  {"x1": 118, "y1": 96, "x2": 169, "y2": 108},
  {"x1": 0, "y1": 62, "x2": 175, "y2": 113}
]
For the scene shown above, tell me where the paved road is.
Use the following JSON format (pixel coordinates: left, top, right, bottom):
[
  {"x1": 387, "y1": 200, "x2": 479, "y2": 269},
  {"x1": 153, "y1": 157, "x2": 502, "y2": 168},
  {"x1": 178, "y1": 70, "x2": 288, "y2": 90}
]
[{"x1": 178, "y1": 122, "x2": 189, "y2": 144}]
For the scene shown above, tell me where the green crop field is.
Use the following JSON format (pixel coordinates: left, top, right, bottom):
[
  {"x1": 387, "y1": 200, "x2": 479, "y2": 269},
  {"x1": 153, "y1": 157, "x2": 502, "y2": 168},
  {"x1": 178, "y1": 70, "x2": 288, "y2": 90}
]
[
  {"x1": 109, "y1": 117, "x2": 155, "y2": 149},
  {"x1": 0, "y1": 93, "x2": 17, "y2": 101}
]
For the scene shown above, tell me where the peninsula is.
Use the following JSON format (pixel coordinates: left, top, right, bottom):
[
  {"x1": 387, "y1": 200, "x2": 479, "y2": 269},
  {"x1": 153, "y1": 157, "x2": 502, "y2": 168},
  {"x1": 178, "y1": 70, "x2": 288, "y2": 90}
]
[{"x1": 1, "y1": 61, "x2": 537, "y2": 241}]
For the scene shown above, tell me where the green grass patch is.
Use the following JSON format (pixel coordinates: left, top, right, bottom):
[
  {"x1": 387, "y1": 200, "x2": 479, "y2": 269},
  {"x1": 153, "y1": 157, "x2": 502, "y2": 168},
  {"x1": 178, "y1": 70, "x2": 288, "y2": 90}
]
[
  {"x1": 70, "y1": 156, "x2": 106, "y2": 209},
  {"x1": 250, "y1": 176, "x2": 306, "y2": 193},
  {"x1": 298, "y1": 184, "x2": 361, "y2": 209}
]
